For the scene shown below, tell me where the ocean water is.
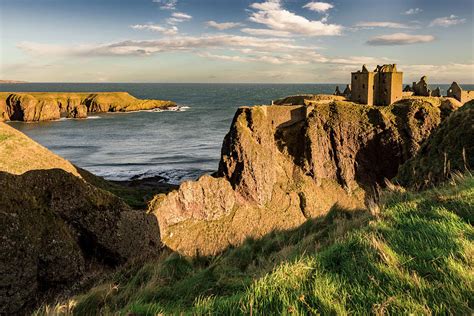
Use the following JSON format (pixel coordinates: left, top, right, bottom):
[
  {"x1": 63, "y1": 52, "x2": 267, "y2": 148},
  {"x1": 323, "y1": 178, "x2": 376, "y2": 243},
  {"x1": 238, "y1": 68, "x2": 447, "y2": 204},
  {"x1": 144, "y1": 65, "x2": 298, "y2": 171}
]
[{"x1": 1, "y1": 83, "x2": 469, "y2": 183}]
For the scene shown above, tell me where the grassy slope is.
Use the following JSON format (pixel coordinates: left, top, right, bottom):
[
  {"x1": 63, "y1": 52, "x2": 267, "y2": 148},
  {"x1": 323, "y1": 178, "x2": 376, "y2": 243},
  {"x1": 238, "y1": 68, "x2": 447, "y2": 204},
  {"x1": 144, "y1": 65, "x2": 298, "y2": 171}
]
[
  {"x1": 41, "y1": 175, "x2": 474, "y2": 315},
  {"x1": 0, "y1": 122, "x2": 81, "y2": 177}
]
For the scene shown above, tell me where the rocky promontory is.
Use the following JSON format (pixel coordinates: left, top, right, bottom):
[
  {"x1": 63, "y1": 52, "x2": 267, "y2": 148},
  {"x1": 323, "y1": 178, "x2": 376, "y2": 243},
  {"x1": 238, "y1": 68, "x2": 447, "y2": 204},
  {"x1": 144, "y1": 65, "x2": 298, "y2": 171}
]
[
  {"x1": 150, "y1": 95, "x2": 456, "y2": 256},
  {"x1": 0, "y1": 92, "x2": 175, "y2": 122}
]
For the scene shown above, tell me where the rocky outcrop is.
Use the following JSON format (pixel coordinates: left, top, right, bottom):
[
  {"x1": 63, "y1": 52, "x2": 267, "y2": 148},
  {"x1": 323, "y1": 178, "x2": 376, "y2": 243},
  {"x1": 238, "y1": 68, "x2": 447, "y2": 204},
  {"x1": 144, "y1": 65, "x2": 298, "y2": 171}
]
[
  {"x1": 151, "y1": 97, "x2": 450, "y2": 256},
  {"x1": 398, "y1": 96, "x2": 462, "y2": 119},
  {"x1": 396, "y1": 100, "x2": 474, "y2": 188},
  {"x1": 0, "y1": 169, "x2": 161, "y2": 315},
  {"x1": 0, "y1": 92, "x2": 175, "y2": 122}
]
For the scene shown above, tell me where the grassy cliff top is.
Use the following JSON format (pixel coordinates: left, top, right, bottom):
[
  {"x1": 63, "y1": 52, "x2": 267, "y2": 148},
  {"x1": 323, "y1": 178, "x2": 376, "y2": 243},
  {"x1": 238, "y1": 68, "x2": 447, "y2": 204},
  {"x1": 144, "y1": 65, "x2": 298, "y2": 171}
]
[{"x1": 0, "y1": 122, "x2": 81, "y2": 177}]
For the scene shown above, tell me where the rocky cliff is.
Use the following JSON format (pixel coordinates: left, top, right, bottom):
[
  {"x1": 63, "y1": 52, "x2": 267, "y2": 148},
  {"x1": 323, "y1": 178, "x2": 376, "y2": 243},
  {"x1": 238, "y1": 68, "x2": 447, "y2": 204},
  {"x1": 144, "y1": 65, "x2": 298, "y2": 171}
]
[
  {"x1": 151, "y1": 96, "x2": 448, "y2": 256},
  {"x1": 0, "y1": 92, "x2": 175, "y2": 122}
]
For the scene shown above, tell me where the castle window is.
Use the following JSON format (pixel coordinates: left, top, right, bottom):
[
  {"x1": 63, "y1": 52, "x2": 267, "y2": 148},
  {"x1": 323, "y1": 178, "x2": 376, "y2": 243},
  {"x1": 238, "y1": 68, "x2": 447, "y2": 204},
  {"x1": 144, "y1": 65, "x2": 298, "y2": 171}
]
[
  {"x1": 354, "y1": 76, "x2": 358, "y2": 80},
  {"x1": 362, "y1": 84, "x2": 365, "y2": 88}
]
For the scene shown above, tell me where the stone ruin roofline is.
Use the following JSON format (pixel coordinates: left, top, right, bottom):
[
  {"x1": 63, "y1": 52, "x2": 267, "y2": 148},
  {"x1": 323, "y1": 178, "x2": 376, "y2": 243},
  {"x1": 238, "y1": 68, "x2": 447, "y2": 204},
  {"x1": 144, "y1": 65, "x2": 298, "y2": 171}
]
[{"x1": 351, "y1": 64, "x2": 403, "y2": 75}]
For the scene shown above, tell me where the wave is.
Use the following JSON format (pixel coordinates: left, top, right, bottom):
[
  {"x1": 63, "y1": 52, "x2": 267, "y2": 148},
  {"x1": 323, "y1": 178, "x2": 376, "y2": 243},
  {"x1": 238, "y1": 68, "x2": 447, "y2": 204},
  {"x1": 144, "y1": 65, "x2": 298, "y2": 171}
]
[{"x1": 95, "y1": 167, "x2": 213, "y2": 185}]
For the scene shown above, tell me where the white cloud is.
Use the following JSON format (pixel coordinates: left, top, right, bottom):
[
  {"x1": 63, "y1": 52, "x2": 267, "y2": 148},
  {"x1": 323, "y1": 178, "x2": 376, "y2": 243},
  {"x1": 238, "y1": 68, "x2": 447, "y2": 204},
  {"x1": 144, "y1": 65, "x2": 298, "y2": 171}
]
[
  {"x1": 240, "y1": 28, "x2": 292, "y2": 37},
  {"x1": 171, "y1": 12, "x2": 192, "y2": 20},
  {"x1": 131, "y1": 24, "x2": 179, "y2": 35},
  {"x1": 16, "y1": 36, "x2": 307, "y2": 57},
  {"x1": 429, "y1": 15, "x2": 466, "y2": 27},
  {"x1": 206, "y1": 21, "x2": 243, "y2": 30},
  {"x1": 355, "y1": 21, "x2": 412, "y2": 29},
  {"x1": 404, "y1": 8, "x2": 422, "y2": 15},
  {"x1": 152, "y1": 0, "x2": 177, "y2": 10},
  {"x1": 198, "y1": 52, "x2": 309, "y2": 65},
  {"x1": 167, "y1": 12, "x2": 192, "y2": 24},
  {"x1": 366, "y1": 33, "x2": 435, "y2": 46},
  {"x1": 249, "y1": 0, "x2": 342, "y2": 36},
  {"x1": 303, "y1": 2, "x2": 334, "y2": 13}
]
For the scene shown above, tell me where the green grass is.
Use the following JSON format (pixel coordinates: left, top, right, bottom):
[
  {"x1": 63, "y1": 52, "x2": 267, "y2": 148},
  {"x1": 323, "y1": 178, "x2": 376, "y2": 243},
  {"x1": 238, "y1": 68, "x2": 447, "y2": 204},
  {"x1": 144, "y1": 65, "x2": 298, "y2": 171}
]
[{"x1": 38, "y1": 175, "x2": 474, "y2": 315}]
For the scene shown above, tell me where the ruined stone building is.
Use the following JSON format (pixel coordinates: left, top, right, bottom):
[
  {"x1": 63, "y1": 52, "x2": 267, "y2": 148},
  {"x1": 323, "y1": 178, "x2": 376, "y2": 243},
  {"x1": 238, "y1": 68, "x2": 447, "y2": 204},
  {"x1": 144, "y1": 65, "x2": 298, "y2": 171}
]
[
  {"x1": 351, "y1": 64, "x2": 403, "y2": 106},
  {"x1": 411, "y1": 76, "x2": 441, "y2": 97},
  {"x1": 333, "y1": 84, "x2": 351, "y2": 98},
  {"x1": 412, "y1": 76, "x2": 431, "y2": 96},
  {"x1": 447, "y1": 82, "x2": 474, "y2": 103}
]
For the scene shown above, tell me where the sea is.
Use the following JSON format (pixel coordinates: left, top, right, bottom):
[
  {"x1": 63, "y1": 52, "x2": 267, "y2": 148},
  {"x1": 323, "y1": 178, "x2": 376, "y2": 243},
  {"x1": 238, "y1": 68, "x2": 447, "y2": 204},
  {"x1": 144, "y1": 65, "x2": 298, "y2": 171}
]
[{"x1": 1, "y1": 83, "x2": 468, "y2": 184}]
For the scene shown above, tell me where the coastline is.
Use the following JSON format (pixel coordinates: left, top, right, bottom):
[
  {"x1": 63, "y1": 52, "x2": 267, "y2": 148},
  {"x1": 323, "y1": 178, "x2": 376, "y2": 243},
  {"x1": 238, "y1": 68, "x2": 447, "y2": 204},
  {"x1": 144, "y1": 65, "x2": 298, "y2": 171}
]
[{"x1": 0, "y1": 91, "x2": 176, "y2": 122}]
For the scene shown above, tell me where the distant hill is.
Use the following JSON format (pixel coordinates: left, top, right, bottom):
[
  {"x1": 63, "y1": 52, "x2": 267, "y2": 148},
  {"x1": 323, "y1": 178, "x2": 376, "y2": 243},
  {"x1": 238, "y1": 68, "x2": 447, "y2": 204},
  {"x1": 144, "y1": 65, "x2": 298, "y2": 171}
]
[{"x1": 0, "y1": 80, "x2": 28, "y2": 83}]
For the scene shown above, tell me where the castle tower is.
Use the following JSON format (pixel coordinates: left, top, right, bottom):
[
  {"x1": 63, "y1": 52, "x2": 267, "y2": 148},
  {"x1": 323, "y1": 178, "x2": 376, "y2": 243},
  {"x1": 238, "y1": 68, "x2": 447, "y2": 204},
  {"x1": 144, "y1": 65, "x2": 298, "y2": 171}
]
[
  {"x1": 373, "y1": 64, "x2": 403, "y2": 106},
  {"x1": 351, "y1": 64, "x2": 375, "y2": 105}
]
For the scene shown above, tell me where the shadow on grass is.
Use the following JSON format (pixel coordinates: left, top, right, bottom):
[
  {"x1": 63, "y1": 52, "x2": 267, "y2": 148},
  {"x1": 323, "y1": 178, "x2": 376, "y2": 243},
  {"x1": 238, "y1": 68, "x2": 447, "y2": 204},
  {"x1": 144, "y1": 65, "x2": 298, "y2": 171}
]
[{"x1": 71, "y1": 177, "x2": 474, "y2": 315}]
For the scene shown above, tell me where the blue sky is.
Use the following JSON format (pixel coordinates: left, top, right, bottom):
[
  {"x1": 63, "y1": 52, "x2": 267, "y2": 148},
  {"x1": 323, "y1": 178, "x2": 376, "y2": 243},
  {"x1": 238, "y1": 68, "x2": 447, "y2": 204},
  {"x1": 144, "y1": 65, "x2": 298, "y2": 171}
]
[{"x1": 0, "y1": 0, "x2": 472, "y2": 83}]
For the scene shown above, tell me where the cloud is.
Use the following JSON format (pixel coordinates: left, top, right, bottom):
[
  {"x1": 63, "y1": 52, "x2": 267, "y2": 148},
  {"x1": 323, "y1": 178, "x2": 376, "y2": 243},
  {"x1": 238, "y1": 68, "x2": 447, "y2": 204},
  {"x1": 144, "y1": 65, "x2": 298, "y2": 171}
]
[
  {"x1": 152, "y1": 0, "x2": 177, "y2": 10},
  {"x1": 16, "y1": 35, "x2": 391, "y2": 70},
  {"x1": 303, "y1": 1, "x2": 334, "y2": 13},
  {"x1": 429, "y1": 15, "x2": 466, "y2": 27},
  {"x1": 198, "y1": 52, "x2": 309, "y2": 65},
  {"x1": 248, "y1": 0, "x2": 342, "y2": 36},
  {"x1": 240, "y1": 28, "x2": 292, "y2": 37},
  {"x1": 206, "y1": 21, "x2": 243, "y2": 30},
  {"x1": 404, "y1": 8, "x2": 422, "y2": 15},
  {"x1": 16, "y1": 36, "x2": 308, "y2": 57},
  {"x1": 366, "y1": 33, "x2": 435, "y2": 46},
  {"x1": 355, "y1": 21, "x2": 412, "y2": 29},
  {"x1": 167, "y1": 12, "x2": 192, "y2": 24},
  {"x1": 130, "y1": 24, "x2": 179, "y2": 35}
]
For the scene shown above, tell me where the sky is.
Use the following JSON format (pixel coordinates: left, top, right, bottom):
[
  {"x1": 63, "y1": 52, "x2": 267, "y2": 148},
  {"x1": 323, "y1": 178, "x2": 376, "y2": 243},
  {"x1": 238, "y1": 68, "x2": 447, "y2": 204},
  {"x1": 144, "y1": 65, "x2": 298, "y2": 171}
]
[{"x1": 0, "y1": 0, "x2": 473, "y2": 83}]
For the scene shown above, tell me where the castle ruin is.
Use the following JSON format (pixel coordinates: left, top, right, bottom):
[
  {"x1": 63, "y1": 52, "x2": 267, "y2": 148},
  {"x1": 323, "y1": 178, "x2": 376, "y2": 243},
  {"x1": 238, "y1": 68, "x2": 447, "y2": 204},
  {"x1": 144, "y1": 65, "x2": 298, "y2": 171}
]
[
  {"x1": 350, "y1": 64, "x2": 403, "y2": 106},
  {"x1": 334, "y1": 64, "x2": 473, "y2": 106},
  {"x1": 447, "y1": 82, "x2": 474, "y2": 103}
]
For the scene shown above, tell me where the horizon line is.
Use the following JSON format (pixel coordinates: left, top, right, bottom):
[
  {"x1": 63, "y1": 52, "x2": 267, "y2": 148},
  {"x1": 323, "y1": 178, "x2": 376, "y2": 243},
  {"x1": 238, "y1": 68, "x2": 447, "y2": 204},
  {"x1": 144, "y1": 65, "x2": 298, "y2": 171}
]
[{"x1": 2, "y1": 81, "x2": 473, "y2": 85}]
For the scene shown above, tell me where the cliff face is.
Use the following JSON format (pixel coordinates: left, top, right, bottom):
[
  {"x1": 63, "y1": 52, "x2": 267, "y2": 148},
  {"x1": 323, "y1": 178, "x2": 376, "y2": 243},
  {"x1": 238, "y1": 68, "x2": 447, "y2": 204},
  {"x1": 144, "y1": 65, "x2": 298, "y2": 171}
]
[
  {"x1": 0, "y1": 92, "x2": 175, "y2": 122},
  {"x1": 151, "y1": 98, "x2": 446, "y2": 256},
  {"x1": 397, "y1": 100, "x2": 474, "y2": 188}
]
